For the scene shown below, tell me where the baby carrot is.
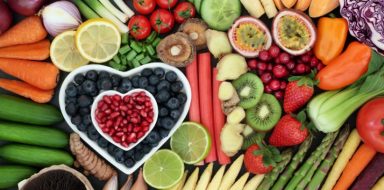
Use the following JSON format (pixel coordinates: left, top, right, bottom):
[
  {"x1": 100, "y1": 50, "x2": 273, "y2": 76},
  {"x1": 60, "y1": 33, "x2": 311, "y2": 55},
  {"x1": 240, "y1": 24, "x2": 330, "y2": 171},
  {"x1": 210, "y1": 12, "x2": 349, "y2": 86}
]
[{"x1": 0, "y1": 78, "x2": 53, "y2": 103}]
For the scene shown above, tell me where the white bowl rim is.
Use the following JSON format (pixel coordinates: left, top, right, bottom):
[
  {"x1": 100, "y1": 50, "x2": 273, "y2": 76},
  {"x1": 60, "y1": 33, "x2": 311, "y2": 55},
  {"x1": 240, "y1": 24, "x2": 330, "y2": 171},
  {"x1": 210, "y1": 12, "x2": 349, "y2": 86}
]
[
  {"x1": 91, "y1": 89, "x2": 158, "y2": 151},
  {"x1": 59, "y1": 63, "x2": 191, "y2": 174}
]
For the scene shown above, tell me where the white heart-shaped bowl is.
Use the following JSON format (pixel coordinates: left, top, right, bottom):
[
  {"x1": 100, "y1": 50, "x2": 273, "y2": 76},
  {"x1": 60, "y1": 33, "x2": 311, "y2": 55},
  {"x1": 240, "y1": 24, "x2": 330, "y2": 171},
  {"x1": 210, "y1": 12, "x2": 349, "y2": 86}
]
[
  {"x1": 91, "y1": 89, "x2": 158, "y2": 151},
  {"x1": 59, "y1": 63, "x2": 191, "y2": 174}
]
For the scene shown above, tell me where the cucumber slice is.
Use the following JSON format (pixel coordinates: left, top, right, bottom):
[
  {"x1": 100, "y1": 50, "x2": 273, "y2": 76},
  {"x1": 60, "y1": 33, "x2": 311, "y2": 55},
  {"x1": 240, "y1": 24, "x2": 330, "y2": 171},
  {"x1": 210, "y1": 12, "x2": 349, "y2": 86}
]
[
  {"x1": 201, "y1": 0, "x2": 241, "y2": 31},
  {"x1": 193, "y1": 0, "x2": 203, "y2": 13}
]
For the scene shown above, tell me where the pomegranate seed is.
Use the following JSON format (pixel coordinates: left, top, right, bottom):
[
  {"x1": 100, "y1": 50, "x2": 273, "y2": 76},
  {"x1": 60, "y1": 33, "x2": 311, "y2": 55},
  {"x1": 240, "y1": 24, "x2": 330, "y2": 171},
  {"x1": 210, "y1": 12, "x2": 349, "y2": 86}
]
[
  {"x1": 116, "y1": 132, "x2": 124, "y2": 137},
  {"x1": 137, "y1": 132, "x2": 144, "y2": 139},
  {"x1": 113, "y1": 95, "x2": 121, "y2": 101},
  {"x1": 279, "y1": 53, "x2": 290, "y2": 64},
  {"x1": 261, "y1": 73, "x2": 272, "y2": 84},
  {"x1": 128, "y1": 133, "x2": 137, "y2": 142},
  {"x1": 257, "y1": 62, "x2": 267, "y2": 71},
  {"x1": 247, "y1": 59, "x2": 258, "y2": 70},
  {"x1": 269, "y1": 45, "x2": 281, "y2": 58},
  {"x1": 273, "y1": 65, "x2": 289, "y2": 78},
  {"x1": 122, "y1": 142, "x2": 129, "y2": 147},
  {"x1": 110, "y1": 112, "x2": 120, "y2": 118},
  {"x1": 104, "y1": 96, "x2": 112, "y2": 104},
  {"x1": 258, "y1": 50, "x2": 271, "y2": 61},
  {"x1": 269, "y1": 80, "x2": 281, "y2": 91}
]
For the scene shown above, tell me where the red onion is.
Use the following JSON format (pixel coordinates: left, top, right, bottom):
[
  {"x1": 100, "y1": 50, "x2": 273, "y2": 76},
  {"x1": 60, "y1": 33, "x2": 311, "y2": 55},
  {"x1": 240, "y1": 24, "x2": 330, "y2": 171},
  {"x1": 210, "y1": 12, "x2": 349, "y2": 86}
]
[
  {"x1": 8, "y1": 0, "x2": 45, "y2": 16},
  {"x1": 0, "y1": 1, "x2": 12, "y2": 35},
  {"x1": 41, "y1": 1, "x2": 82, "y2": 37}
]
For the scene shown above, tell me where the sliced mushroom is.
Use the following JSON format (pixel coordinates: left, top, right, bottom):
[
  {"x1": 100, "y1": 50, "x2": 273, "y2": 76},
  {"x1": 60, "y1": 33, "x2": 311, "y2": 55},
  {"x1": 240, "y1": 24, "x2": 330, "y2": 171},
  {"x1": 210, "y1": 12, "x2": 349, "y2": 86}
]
[
  {"x1": 179, "y1": 18, "x2": 208, "y2": 50},
  {"x1": 157, "y1": 32, "x2": 195, "y2": 67}
]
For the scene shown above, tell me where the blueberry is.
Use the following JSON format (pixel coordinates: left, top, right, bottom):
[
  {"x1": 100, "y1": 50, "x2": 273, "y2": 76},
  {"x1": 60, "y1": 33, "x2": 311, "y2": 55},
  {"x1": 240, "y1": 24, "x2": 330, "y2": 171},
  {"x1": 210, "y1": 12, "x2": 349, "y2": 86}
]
[
  {"x1": 177, "y1": 93, "x2": 187, "y2": 104},
  {"x1": 131, "y1": 76, "x2": 140, "y2": 88},
  {"x1": 114, "y1": 149, "x2": 125, "y2": 163},
  {"x1": 65, "y1": 83, "x2": 78, "y2": 97},
  {"x1": 135, "y1": 144, "x2": 143, "y2": 150},
  {"x1": 79, "y1": 107, "x2": 90, "y2": 116},
  {"x1": 157, "y1": 80, "x2": 170, "y2": 91},
  {"x1": 77, "y1": 85, "x2": 86, "y2": 95},
  {"x1": 74, "y1": 74, "x2": 85, "y2": 85},
  {"x1": 141, "y1": 68, "x2": 153, "y2": 77},
  {"x1": 78, "y1": 95, "x2": 92, "y2": 108},
  {"x1": 117, "y1": 87, "x2": 127, "y2": 93},
  {"x1": 155, "y1": 89, "x2": 171, "y2": 103},
  {"x1": 159, "y1": 107, "x2": 169, "y2": 117},
  {"x1": 65, "y1": 96, "x2": 77, "y2": 104},
  {"x1": 154, "y1": 68, "x2": 165, "y2": 78},
  {"x1": 111, "y1": 74, "x2": 122, "y2": 87},
  {"x1": 133, "y1": 151, "x2": 144, "y2": 161},
  {"x1": 97, "y1": 78, "x2": 113, "y2": 90},
  {"x1": 145, "y1": 85, "x2": 156, "y2": 95},
  {"x1": 124, "y1": 150, "x2": 134, "y2": 158},
  {"x1": 170, "y1": 109, "x2": 181, "y2": 119},
  {"x1": 159, "y1": 129, "x2": 170, "y2": 138},
  {"x1": 107, "y1": 144, "x2": 118, "y2": 155},
  {"x1": 99, "y1": 71, "x2": 110, "y2": 79},
  {"x1": 150, "y1": 141, "x2": 159, "y2": 147},
  {"x1": 87, "y1": 127, "x2": 100, "y2": 140},
  {"x1": 82, "y1": 80, "x2": 97, "y2": 95},
  {"x1": 71, "y1": 115, "x2": 82, "y2": 126},
  {"x1": 124, "y1": 158, "x2": 135, "y2": 167},
  {"x1": 120, "y1": 78, "x2": 133, "y2": 90},
  {"x1": 65, "y1": 103, "x2": 78, "y2": 116},
  {"x1": 86, "y1": 70, "x2": 98, "y2": 81},
  {"x1": 82, "y1": 115, "x2": 92, "y2": 126},
  {"x1": 77, "y1": 124, "x2": 88, "y2": 132},
  {"x1": 166, "y1": 98, "x2": 180, "y2": 110},
  {"x1": 138, "y1": 77, "x2": 149, "y2": 88},
  {"x1": 165, "y1": 71, "x2": 178, "y2": 82},
  {"x1": 171, "y1": 81, "x2": 183, "y2": 93},
  {"x1": 147, "y1": 131, "x2": 160, "y2": 144},
  {"x1": 97, "y1": 137, "x2": 109, "y2": 148},
  {"x1": 142, "y1": 146, "x2": 151, "y2": 154},
  {"x1": 90, "y1": 91, "x2": 98, "y2": 97},
  {"x1": 161, "y1": 117, "x2": 175, "y2": 130},
  {"x1": 149, "y1": 75, "x2": 160, "y2": 85}
]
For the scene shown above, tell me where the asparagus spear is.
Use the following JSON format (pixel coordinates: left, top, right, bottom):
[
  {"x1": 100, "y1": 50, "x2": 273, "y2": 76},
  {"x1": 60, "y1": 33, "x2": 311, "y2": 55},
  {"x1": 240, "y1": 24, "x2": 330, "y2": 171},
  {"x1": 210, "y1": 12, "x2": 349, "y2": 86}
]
[
  {"x1": 305, "y1": 127, "x2": 350, "y2": 190},
  {"x1": 271, "y1": 136, "x2": 313, "y2": 190},
  {"x1": 285, "y1": 131, "x2": 339, "y2": 190},
  {"x1": 257, "y1": 149, "x2": 293, "y2": 190}
]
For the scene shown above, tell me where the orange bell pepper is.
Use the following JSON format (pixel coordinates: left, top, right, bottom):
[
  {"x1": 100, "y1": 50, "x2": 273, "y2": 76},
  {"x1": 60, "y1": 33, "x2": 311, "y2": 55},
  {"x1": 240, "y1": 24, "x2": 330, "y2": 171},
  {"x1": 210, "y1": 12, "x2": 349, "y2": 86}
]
[
  {"x1": 316, "y1": 42, "x2": 371, "y2": 90},
  {"x1": 314, "y1": 17, "x2": 348, "y2": 65}
]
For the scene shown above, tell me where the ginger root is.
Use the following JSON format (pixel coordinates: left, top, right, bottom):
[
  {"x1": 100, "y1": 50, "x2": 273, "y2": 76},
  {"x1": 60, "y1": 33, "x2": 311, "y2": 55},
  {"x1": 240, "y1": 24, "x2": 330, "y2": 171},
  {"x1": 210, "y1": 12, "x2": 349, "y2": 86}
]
[
  {"x1": 220, "y1": 123, "x2": 245, "y2": 157},
  {"x1": 70, "y1": 133, "x2": 117, "y2": 181},
  {"x1": 222, "y1": 92, "x2": 240, "y2": 115}
]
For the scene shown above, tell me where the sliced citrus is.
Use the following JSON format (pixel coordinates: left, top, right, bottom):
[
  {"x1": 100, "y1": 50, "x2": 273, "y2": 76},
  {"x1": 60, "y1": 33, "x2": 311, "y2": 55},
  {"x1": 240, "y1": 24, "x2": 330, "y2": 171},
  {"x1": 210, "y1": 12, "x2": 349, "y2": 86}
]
[
  {"x1": 143, "y1": 149, "x2": 184, "y2": 189},
  {"x1": 170, "y1": 122, "x2": 211, "y2": 164},
  {"x1": 50, "y1": 31, "x2": 89, "y2": 72},
  {"x1": 75, "y1": 18, "x2": 121, "y2": 63}
]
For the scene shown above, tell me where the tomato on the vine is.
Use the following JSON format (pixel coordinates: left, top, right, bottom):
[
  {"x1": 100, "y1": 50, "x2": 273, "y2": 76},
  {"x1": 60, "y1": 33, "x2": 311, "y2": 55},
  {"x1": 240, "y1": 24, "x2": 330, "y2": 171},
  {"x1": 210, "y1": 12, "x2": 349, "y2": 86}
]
[
  {"x1": 357, "y1": 97, "x2": 384, "y2": 153},
  {"x1": 173, "y1": 2, "x2": 196, "y2": 23},
  {"x1": 155, "y1": 0, "x2": 178, "y2": 9},
  {"x1": 150, "y1": 9, "x2": 175, "y2": 34},
  {"x1": 128, "y1": 15, "x2": 152, "y2": 40},
  {"x1": 133, "y1": 0, "x2": 156, "y2": 15}
]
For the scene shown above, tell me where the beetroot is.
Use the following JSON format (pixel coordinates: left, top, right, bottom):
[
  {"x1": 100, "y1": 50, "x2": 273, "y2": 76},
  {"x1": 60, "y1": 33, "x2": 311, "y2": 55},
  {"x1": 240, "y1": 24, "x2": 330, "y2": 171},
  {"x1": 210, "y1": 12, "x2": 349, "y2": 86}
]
[{"x1": 351, "y1": 153, "x2": 384, "y2": 190}]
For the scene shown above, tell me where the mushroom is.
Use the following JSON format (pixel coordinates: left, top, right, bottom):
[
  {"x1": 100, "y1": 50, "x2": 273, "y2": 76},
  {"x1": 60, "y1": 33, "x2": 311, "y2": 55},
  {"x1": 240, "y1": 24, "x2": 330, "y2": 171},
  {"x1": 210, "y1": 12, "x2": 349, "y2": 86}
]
[
  {"x1": 157, "y1": 32, "x2": 195, "y2": 67},
  {"x1": 18, "y1": 165, "x2": 93, "y2": 190},
  {"x1": 178, "y1": 18, "x2": 208, "y2": 50}
]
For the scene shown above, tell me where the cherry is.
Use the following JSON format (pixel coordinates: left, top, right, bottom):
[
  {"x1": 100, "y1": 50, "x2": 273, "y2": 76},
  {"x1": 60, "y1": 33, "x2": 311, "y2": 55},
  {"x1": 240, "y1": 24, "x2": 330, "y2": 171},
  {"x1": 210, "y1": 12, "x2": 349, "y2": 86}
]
[
  {"x1": 295, "y1": 63, "x2": 307, "y2": 74},
  {"x1": 261, "y1": 72, "x2": 273, "y2": 84},
  {"x1": 286, "y1": 61, "x2": 295, "y2": 70},
  {"x1": 280, "y1": 81, "x2": 287, "y2": 90},
  {"x1": 264, "y1": 85, "x2": 273, "y2": 93},
  {"x1": 247, "y1": 59, "x2": 258, "y2": 70},
  {"x1": 301, "y1": 54, "x2": 311, "y2": 63},
  {"x1": 273, "y1": 65, "x2": 289, "y2": 78},
  {"x1": 274, "y1": 57, "x2": 281, "y2": 64},
  {"x1": 257, "y1": 62, "x2": 267, "y2": 71},
  {"x1": 258, "y1": 50, "x2": 271, "y2": 61},
  {"x1": 305, "y1": 65, "x2": 311, "y2": 73},
  {"x1": 267, "y1": 63, "x2": 273, "y2": 71},
  {"x1": 257, "y1": 70, "x2": 265, "y2": 76},
  {"x1": 310, "y1": 57, "x2": 319, "y2": 68},
  {"x1": 269, "y1": 80, "x2": 281, "y2": 91},
  {"x1": 278, "y1": 52, "x2": 290, "y2": 64},
  {"x1": 269, "y1": 45, "x2": 281, "y2": 58}
]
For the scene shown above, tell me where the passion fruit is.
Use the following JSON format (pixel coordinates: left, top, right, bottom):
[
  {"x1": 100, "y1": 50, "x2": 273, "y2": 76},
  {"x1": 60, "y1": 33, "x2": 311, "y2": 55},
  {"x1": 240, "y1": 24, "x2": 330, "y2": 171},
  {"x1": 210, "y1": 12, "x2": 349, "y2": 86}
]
[
  {"x1": 228, "y1": 17, "x2": 272, "y2": 58},
  {"x1": 272, "y1": 9, "x2": 316, "y2": 55}
]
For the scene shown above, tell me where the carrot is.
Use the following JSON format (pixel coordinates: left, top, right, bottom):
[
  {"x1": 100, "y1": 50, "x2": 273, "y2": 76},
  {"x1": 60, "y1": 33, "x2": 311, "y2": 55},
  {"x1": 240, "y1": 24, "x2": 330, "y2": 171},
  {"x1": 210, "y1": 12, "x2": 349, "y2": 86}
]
[
  {"x1": 186, "y1": 57, "x2": 200, "y2": 122},
  {"x1": 0, "y1": 16, "x2": 47, "y2": 48},
  {"x1": 212, "y1": 68, "x2": 231, "y2": 165},
  {"x1": 0, "y1": 78, "x2": 53, "y2": 103},
  {"x1": 198, "y1": 52, "x2": 217, "y2": 163},
  {"x1": 0, "y1": 58, "x2": 59, "y2": 90},
  {"x1": 0, "y1": 39, "x2": 50, "y2": 60},
  {"x1": 333, "y1": 143, "x2": 377, "y2": 190}
]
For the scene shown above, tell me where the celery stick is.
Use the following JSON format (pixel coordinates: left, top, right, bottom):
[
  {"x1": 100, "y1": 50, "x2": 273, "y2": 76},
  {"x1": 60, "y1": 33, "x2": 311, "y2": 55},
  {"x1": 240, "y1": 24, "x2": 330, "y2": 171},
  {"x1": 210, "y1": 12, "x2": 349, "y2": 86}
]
[
  {"x1": 99, "y1": 0, "x2": 129, "y2": 22},
  {"x1": 72, "y1": 0, "x2": 100, "y2": 19},
  {"x1": 114, "y1": 0, "x2": 135, "y2": 18}
]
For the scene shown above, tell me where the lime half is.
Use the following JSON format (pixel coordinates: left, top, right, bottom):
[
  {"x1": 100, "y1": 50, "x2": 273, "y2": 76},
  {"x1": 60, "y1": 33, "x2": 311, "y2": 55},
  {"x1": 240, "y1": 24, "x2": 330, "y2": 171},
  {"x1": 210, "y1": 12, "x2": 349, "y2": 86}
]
[
  {"x1": 171, "y1": 122, "x2": 212, "y2": 164},
  {"x1": 143, "y1": 149, "x2": 184, "y2": 189}
]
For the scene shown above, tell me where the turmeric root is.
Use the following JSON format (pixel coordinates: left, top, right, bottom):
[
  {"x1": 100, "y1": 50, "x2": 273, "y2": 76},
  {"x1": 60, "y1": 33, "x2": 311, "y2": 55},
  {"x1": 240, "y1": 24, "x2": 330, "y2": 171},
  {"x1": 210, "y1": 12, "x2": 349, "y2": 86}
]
[{"x1": 69, "y1": 133, "x2": 117, "y2": 181}]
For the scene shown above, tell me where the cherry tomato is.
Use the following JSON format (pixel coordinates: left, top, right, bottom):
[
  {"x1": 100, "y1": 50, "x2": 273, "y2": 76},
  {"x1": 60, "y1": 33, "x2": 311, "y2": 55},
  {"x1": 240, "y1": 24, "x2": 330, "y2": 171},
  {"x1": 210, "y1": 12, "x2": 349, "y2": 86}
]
[
  {"x1": 133, "y1": 0, "x2": 156, "y2": 15},
  {"x1": 357, "y1": 97, "x2": 384, "y2": 153},
  {"x1": 150, "y1": 9, "x2": 175, "y2": 34},
  {"x1": 173, "y1": 2, "x2": 196, "y2": 23},
  {"x1": 155, "y1": 0, "x2": 178, "y2": 9},
  {"x1": 128, "y1": 15, "x2": 152, "y2": 40}
]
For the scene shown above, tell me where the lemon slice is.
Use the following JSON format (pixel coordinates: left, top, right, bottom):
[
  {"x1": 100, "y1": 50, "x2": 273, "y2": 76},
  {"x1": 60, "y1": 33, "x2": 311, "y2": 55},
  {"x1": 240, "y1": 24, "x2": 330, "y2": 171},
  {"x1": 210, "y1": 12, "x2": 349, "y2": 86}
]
[
  {"x1": 75, "y1": 18, "x2": 121, "y2": 63},
  {"x1": 50, "y1": 31, "x2": 89, "y2": 72}
]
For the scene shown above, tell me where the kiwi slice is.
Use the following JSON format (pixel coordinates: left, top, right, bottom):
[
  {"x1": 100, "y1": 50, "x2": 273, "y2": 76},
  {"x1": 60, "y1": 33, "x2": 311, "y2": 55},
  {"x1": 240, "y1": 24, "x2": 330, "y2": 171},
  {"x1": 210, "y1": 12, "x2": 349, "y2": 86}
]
[
  {"x1": 232, "y1": 73, "x2": 263, "y2": 109},
  {"x1": 246, "y1": 94, "x2": 282, "y2": 131}
]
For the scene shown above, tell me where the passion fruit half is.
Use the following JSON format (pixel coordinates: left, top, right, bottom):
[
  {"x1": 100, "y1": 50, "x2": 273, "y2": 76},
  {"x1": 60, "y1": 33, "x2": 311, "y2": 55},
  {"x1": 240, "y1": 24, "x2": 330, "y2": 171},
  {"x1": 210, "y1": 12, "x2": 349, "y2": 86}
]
[
  {"x1": 228, "y1": 17, "x2": 272, "y2": 58},
  {"x1": 272, "y1": 9, "x2": 316, "y2": 55}
]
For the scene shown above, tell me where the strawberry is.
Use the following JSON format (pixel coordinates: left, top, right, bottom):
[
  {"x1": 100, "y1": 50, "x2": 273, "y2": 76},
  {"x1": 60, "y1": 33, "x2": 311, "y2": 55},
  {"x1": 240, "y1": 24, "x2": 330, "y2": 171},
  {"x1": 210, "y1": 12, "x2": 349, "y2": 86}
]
[
  {"x1": 269, "y1": 112, "x2": 309, "y2": 147},
  {"x1": 283, "y1": 74, "x2": 317, "y2": 113},
  {"x1": 244, "y1": 144, "x2": 282, "y2": 174}
]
